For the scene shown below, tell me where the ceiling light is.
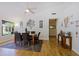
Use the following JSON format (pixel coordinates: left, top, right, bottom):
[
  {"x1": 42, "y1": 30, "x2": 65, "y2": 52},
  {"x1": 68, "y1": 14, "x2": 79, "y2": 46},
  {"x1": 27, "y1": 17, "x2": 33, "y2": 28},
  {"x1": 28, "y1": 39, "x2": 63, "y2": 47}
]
[
  {"x1": 25, "y1": 9, "x2": 30, "y2": 13},
  {"x1": 15, "y1": 23, "x2": 19, "y2": 27}
]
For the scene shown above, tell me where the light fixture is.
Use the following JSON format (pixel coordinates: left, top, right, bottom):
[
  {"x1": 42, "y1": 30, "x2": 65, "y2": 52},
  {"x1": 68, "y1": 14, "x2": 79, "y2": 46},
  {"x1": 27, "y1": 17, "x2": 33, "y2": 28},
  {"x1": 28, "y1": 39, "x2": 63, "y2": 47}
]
[
  {"x1": 15, "y1": 23, "x2": 19, "y2": 27},
  {"x1": 25, "y1": 9, "x2": 30, "y2": 13}
]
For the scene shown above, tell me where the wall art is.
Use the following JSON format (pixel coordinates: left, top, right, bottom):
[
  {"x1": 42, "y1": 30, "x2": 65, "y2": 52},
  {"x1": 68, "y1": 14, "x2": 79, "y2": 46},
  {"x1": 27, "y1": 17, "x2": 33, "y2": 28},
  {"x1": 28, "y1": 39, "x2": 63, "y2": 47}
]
[
  {"x1": 39, "y1": 20, "x2": 43, "y2": 28},
  {"x1": 27, "y1": 19, "x2": 35, "y2": 29}
]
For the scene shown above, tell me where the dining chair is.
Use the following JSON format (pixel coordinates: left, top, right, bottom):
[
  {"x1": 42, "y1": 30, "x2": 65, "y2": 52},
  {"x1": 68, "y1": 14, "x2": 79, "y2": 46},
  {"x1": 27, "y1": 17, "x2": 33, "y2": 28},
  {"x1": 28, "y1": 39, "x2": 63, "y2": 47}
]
[
  {"x1": 25, "y1": 28, "x2": 27, "y2": 33},
  {"x1": 38, "y1": 32, "x2": 41, "y2": 39},
  {"x1": 22, "y1": 33, "x2": 31, "y2": 46},
  {"x1": 15, "y1": 32, "x2": 23, "y2": 46},
  {"x1": 34, "y1": 32, "x2": 41, "y2": 44}
]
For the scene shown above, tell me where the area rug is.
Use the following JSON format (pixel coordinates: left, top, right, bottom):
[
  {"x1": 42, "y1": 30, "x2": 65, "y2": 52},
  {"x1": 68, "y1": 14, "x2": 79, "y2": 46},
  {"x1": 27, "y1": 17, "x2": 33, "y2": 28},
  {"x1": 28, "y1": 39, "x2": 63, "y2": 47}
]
[{"x1": 0, "y1": 40, "x2": 42, "y2": 52}]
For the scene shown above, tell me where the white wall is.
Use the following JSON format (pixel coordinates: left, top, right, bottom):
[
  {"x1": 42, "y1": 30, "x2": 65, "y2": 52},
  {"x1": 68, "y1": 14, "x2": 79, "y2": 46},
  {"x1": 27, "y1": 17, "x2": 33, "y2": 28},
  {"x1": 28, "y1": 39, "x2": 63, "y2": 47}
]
[{"x1": 57, "y1": 3, "x2": 79, "y2": 54}]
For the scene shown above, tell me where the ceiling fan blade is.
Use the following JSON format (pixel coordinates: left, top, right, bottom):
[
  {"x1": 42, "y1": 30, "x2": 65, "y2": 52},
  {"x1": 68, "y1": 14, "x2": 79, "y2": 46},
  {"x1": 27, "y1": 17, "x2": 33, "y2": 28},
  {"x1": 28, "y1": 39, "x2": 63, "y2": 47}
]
[
  {"x1": 29, "y1": 9, "x2": 35, "y2": 14},
  {"x1": 30, "y1": 10, "x2": 35, "y2": 14}
]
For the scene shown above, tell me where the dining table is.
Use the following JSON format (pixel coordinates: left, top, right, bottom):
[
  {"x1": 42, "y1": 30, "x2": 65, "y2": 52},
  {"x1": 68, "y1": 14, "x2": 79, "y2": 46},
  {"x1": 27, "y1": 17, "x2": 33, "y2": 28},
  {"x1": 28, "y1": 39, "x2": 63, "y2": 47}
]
[
  {"x1": 29, "y1": 31, "x2": 36, "y2": 46},
  {"x1": 31, "y1": 33, "x2": 35, "y2": 45}
]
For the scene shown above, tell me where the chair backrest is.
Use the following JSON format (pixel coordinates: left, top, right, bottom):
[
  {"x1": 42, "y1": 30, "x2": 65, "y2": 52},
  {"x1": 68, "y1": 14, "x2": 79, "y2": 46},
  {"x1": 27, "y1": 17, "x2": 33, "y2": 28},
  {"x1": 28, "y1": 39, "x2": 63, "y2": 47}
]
[
  {"x1": 38, "y1": 32, "x2": 40, "y2": 38},
  {"x1": 22, "y1": 33, "x2": 28, "y2": 41},
  {"x1": 15, "y1": 32, "x2": 22, "y2": 41},
  {"x1": 25, "y1": 28, "x2": 27, "y2": 33}
]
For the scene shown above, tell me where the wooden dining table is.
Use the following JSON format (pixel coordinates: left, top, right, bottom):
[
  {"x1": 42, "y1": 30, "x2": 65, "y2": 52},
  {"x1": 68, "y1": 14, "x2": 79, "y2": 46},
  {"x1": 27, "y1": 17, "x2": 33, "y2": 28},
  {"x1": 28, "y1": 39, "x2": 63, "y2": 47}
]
[
  {"x1": 31, "y1": 33, "x2": 35, "y2": 45},
  {"x1": 29, "y1": 31, "x2": 36, "y2": 46}
]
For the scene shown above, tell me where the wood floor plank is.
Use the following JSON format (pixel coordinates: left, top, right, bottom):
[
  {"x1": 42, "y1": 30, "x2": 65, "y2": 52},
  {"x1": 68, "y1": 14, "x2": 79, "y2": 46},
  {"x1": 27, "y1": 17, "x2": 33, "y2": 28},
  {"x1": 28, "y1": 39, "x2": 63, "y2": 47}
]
[{"x1": 0, "y1": 36, "x2": 78, "y2": 56}]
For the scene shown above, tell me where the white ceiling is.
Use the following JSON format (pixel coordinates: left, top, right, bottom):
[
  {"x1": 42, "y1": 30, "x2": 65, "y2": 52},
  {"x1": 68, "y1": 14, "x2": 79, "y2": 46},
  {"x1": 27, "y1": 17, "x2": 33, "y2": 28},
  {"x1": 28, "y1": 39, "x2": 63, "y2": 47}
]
[
  {"x1": 0, "y1": 2, "x2": 78, "y2": 21},
  {"x1": 0, "y1": 2, "x2": 72, "y2": 16}
]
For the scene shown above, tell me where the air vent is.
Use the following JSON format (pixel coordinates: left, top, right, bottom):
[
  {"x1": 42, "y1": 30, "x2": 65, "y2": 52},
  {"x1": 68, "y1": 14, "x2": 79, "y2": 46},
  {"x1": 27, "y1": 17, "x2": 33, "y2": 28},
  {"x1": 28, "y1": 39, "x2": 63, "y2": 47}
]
[{"x1": 52, "y1": 13, "x2": 56, "y2": 15}]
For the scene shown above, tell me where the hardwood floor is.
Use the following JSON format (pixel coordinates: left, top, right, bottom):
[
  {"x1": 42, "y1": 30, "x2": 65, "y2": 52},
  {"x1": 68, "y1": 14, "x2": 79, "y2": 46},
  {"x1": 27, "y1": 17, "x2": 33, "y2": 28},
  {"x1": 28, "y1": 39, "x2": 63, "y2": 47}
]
[{"x1": 0, "y1": 36, "x2": 78, "y2": 56}]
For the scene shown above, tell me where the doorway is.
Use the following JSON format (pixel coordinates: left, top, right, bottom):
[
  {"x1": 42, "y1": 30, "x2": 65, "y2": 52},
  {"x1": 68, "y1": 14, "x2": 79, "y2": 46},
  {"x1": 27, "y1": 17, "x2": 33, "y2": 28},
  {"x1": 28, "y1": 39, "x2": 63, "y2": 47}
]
[{"x1": 49, "y1": 18, "x2": 57, "y2": 38}]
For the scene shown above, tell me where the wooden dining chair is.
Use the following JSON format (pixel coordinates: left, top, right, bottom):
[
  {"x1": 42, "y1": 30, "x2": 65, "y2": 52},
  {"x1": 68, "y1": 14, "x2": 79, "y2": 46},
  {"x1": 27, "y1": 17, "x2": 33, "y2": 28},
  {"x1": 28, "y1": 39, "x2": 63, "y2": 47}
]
[
  {"x1": 15, "y1": 32, "x2": 23, "y2": 46},
  {"x1": 22, "y1": 33, "x2": 32, "y2": 46},
  {"x1": 25, "y1": 28, "x2": 27, "y2": 33},
  {"x1": 34, "y1": 32, "x2": 41, "y2": 44}
]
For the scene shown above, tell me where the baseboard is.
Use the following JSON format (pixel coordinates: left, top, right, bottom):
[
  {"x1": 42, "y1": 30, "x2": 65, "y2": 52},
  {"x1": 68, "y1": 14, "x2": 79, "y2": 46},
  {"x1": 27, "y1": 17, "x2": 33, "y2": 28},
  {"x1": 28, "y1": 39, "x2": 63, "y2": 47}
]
[{"x1": 72, "y1": 48, "x2": 79, "y2": 55}]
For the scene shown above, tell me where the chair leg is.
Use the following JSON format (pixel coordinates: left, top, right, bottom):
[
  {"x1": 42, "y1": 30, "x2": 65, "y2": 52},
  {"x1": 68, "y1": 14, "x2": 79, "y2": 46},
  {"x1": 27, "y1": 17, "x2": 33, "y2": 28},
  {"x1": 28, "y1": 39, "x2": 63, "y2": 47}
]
[
  {"x1": 22, "y1": 41, "x2": 25, "y2": 46},
  {"x1": 19, "y1": 42, "x2": 21, "y2": 46},
  {"x1": 28, "y1": 42, "x2": 29, "y2": 46},
  {"x1": 21, "y1": 42, "x2": 23, "y2": 47}
]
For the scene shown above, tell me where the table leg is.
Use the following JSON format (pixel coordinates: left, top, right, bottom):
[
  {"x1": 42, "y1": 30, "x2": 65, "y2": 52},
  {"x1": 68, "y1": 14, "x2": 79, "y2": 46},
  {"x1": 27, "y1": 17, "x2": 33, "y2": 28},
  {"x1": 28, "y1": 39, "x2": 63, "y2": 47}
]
[
  {"x1": 32, "y1": 35, "x2": 34, "y2": 45},
  {"x1": 58, "y1": 34, "x2": 59, "y2": 44},
  {"x1": 69, "y1": 37, "x2": 72, "y2": 50},
  {"x1": 63, "y1": 36, "x2": 66, "y2": 48},
  {"x1": 32, "y1": 34, "x2": 35, "y2": 50}
]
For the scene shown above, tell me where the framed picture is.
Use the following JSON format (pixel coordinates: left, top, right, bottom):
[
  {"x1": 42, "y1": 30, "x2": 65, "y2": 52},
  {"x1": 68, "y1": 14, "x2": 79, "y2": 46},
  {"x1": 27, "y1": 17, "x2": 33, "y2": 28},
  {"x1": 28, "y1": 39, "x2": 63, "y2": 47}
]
[
  {"x1": 27, "y1": 19, "x2": 35, "y2": 29},
  {"x1": 39, "y1": 20, "x2": 43, "y2": 28},
  {"x1": 20, "y1": 21, "x2": 23, "y2": 28},
  {"x1": 64, "y1": 16, "x2": 69, "y2": 27}
]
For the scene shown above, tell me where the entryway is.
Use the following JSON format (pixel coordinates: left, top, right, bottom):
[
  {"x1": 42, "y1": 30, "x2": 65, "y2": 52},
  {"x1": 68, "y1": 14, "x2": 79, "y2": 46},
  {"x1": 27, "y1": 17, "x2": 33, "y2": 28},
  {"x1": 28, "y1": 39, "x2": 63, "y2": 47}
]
[{"x1": 49, "y1": 18, "x2": 57, "y2": 38}]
